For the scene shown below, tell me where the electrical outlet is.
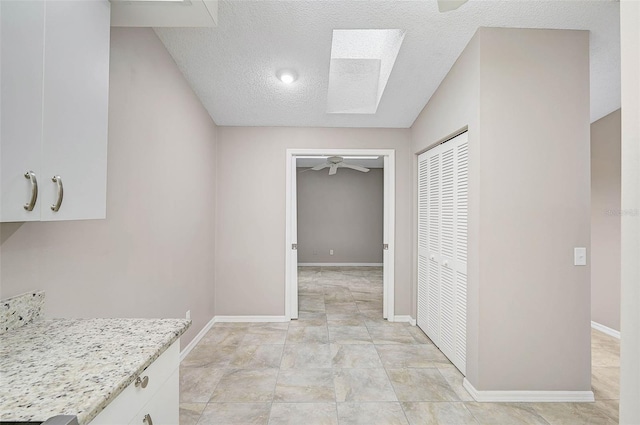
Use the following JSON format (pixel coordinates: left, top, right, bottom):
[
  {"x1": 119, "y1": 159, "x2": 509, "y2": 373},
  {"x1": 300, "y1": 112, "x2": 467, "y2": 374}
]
[
  {"x1": 330, "y1": 249, "x2": 334, "y2": 255},
  {"x1": 186, "y1": 310, "x2": 191, "y2": 320},
  {"x1": 574, "y1": 247, "x2": 587, "y2": 266}
]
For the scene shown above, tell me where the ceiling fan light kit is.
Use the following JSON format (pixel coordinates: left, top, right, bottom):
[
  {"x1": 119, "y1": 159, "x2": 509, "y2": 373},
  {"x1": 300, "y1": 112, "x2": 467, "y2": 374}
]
[
  {"x1": 437, "y1": 0, "x2": 469, "y2": 13},
  {"x1": 307, "y1": 156, "x2": 371, "y2": 175}
]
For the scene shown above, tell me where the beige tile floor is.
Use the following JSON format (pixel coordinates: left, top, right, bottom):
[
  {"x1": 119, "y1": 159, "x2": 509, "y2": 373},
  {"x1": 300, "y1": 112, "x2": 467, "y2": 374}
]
[{"x1": 180, "y1": 266, "x2": 620, "y2": 425}]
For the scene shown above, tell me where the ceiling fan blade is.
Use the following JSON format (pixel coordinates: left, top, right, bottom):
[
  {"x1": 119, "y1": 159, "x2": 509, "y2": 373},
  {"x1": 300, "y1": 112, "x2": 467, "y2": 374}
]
[
  {"x1": 311, "y1": 163, "x2": 330, "y2": 171},
  {"x1": 437, "y1": 0, "x2": 468, "y2": 12},
  {"x1": 329, "y1": 164, "x2": 338, "y2": 175},
  {"x1": 341, "y1": 163, "x2": 370, "y2": 173}
]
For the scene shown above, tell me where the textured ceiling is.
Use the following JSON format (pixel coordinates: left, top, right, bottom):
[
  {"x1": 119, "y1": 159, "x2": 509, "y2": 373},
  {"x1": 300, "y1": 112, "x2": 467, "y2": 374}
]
[{"x1": 155, "y1": 0, "x2": 620, "y2": 128}]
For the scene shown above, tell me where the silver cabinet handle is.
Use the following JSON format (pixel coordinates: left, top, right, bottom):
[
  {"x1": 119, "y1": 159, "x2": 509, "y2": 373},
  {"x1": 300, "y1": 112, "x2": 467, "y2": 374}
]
[
  {"x1": 23, "y1": 171, "x2": 38, "y2": 211},
  {"x1": 143, "y1": 414, "x2": 153, "y2": 425},
  {"x1": 135, "y1": 375, "x2": 149, "y2": 388},
  {"x1": 51, "y1": 176, "x2": 63, "y2": 212},
  {"x1": 443, "y1": 260, "x2": 449, "y2": 267}
]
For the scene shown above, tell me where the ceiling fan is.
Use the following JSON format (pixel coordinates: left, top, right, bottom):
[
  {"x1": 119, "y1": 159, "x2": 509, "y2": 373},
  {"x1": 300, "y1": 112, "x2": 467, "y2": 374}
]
[
  {"x1": 438, "y1": 0, "x2": 468, "y2": 12},
  {"x1": 306, "y1": 156, "x2": 370, "y2": 176}
]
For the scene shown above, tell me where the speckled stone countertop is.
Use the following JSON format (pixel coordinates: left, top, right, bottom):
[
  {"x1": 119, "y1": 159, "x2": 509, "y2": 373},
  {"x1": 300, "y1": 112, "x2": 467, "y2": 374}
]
[{"x1": 0, "y1": 318, "x2": 190, "y2": 424}]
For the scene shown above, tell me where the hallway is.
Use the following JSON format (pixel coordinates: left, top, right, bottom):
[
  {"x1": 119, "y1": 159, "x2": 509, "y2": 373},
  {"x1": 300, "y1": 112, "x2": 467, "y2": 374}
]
[{"x1": 179, "y1": 267, "x2": 620, "y2": 424}]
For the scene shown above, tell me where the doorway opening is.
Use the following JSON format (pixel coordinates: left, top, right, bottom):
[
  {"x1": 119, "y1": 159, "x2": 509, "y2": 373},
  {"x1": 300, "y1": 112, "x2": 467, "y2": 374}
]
[{"x1": 285, "y1": 149, "x2": 395, "y2": 321}]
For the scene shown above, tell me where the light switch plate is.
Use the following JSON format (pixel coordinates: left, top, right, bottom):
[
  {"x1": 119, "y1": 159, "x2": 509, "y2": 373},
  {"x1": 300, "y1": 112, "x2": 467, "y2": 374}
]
[{"x1": 574, "y1": 247, "x2": 587, "y2": 266}]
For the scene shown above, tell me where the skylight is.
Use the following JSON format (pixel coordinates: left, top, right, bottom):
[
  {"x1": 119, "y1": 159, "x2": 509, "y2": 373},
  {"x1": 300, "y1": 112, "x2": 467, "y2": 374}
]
[{"x1": 327, "y1": 29, "x2": 405, "y2": 114}]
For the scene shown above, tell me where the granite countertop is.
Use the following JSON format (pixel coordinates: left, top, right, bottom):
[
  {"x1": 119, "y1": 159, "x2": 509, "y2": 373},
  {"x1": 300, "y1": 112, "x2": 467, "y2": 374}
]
[{"x1": 0, "y1": 318, "x2": 190, "y2": 424}]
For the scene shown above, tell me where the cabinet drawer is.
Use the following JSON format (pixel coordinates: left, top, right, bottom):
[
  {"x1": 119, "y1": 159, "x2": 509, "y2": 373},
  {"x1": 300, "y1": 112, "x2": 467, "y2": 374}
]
[
  {"x1": 129, "y1": 369, "x2": 179, "y2": 425},
  {"x1": 90, "y1": 340, "x2": 179, "y2": 425}
]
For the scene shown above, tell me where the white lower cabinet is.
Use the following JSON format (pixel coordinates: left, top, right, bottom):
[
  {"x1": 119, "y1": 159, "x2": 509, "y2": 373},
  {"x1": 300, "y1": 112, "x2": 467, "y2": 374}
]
[
  {"x1": 129, "y1": 370, "x2": 179, "y2": 425},
  {"x1": 90, "y1": 340, "x2": 180, "y2": 425}
]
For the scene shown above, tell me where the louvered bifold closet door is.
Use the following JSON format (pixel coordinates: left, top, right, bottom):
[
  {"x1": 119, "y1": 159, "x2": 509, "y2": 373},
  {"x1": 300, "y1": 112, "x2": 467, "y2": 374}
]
[
  {"x1": 417, "y1": 147, "x2": 441, "y2": 346},
  {"x1": 416, "y1": 131, "x2": 468, "y2": 376},
  {"x1": 439, "y1": 144, "x2": 456, "y2": 362},
  {"x1": 454, "y1": 135, "x2": 469, "y2": 374}
]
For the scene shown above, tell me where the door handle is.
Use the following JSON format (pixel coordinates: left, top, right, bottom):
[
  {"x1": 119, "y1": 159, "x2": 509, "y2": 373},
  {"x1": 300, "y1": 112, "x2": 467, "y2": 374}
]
[
  {"x1": 23, "y1": 171, "x2": 38, "y2": 211},
  {"x1": 443, "y1": 260, "x2": 449, "y2": 268},
  {"x1": 51, "y1": 176, "x2": 63, "y2": 212}
]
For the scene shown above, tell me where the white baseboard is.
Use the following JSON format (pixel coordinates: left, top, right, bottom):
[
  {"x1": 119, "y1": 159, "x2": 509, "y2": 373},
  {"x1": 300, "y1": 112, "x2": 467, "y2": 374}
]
[
  {"x1": 298, "y1": 263, "x2": 383, "y2": 267},
  {"x1": 179, "y1": 316, "x2": 216, "y2": 362},
  {"x1": 214, "y1": 315, "x2": 289, "y2": 323},
  {"x1": 463, "y1": 378, "x2": 595, "y2": 402},
  {"x1": 393, "y1": 315, "x2": 416, "y2": 326},
  {"x1": 591, "y1": 321, "x2": 621, "y2": 339}
]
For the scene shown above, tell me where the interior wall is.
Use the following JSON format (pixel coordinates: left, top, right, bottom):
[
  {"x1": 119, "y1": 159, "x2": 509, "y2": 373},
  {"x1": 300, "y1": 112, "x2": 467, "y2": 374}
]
[
  {"x1": 411, "y1": 31, "x2": 481, "y2": 386},
  {"x1": 620, "y1": 0, "x2": 640, "y2": 422},
  {"x1": 297, "y1": 167, "x2": 383, "y2": 264},
  {"x1": 591, "y1": 109, "x2": 622, "y2": 332},
  {"x1": 411, "y1": 28, "x2": 591, "y2": 393},
  {"x1": 215, "y1": 127, "x2": 412, "y2": 316},
  {"x1": 0, "y1": 28, "x2": 217, "y2": 348},
  {"x1": 477, "y1": 28, "x2": 591, "y2": 392}
]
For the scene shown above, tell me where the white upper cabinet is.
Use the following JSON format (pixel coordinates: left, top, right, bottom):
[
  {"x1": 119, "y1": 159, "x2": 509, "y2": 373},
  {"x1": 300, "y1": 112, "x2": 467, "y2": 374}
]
[
  {"x1": 40, "y1": 1, "x2": 110, "y2": 221},
  {"x1": 0, "y1": 0, "x2": 110, "y2": 222},
  {"x1": 0, "y1": 1, "x2": 45, "y2": 222}
]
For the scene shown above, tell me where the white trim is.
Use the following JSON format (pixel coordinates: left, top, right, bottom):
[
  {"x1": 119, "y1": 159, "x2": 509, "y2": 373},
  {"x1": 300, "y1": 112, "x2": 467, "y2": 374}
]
[
  {"x1": 179, "y1": 316, "x2": 216, "y2": 362},
  {"x1": 591, "y1": 321, "x2": 621, "y2": 339},
  {"x1": 383, "y1": 152, "x2": 396, "y2": 320},
  {"x1": 285, "y1": 153, "x2": 297, "y2": 320},
  {"x1": 286, "y1": 148, "x2": 396, "y2": 322},
  {"x1": 393, "y1": 315, "x2": 417, "y2": 326},
  {"x1": 214, "y1": 315, "x2": 289, "y2": 323},
  {"x1": 298, "y1": 263, "x2": 383, "y2": 267},
  {"x1": 463, "y1": 378, "x2": 595, "y2": 402}
]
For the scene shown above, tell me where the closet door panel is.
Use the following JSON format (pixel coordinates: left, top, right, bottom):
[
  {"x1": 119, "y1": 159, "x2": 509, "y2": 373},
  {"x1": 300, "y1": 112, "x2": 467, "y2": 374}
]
[
  {"x1": 453, "y1": 134, "x2": 468, "y2": 374},
  {"x1": 455, "y1": 270, "x2": 468, "y2": 374},
  {"x1": 417, "y1": 152, "x2": 430, "y2": 337},
  {"x1": 426, "y1": 257, "x2": 440, "y2": 343}
]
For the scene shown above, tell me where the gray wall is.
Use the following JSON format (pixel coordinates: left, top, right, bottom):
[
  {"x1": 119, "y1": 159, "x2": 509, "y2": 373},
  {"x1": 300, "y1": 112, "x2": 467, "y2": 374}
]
[
  {"x1": 215, "y1": 127, "x2": 413, "y2": 316},
  {"x1": 412, "y1": 28, "x2": 591, "y2": 392},
  {"x1": 297, "y1": 168, "x2": 383, "y2": 264},
  {"x1": 0, "y1": 28, "x2": 218, "y2": 348},
  {"x1": 591, "y1": 109, "x2": 621, "y2": 331},
  {"x1": 620, "y1": 1, "x2": 640, "y2": 421}
]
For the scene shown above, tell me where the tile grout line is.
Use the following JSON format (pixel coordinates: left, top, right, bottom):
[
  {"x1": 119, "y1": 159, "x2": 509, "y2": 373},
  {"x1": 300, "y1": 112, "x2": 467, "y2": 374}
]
[
  {"x1": 267, "y1": 322, "x2": 288, "y2": 425},
  {"x1": 318, "y1": 268, "x2": 343, "y2": 423}
]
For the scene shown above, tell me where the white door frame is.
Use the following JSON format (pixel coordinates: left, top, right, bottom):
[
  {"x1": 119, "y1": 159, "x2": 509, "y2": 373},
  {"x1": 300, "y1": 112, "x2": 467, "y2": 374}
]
[{"x1": 285, "y1": 148, "x2": 396, "y2": 320}]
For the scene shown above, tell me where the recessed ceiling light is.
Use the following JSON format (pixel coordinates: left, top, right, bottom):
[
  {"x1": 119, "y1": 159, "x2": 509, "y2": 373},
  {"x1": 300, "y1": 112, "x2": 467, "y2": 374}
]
[{"x1": 278, "y1": 70, "x2": 297, "y2": 84}]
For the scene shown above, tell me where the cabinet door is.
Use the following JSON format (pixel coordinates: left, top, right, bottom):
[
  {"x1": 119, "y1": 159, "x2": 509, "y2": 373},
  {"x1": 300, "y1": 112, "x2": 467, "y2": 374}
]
[
  {"x1": 41, "y1": 0, "x2": 110, "y2": 221},
  {"x1": 0, "y1": 1, "x2": 45, "y2": 222},
  {"x1": 130, "y1": 369, "x2": 179, "y2": 425}
]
